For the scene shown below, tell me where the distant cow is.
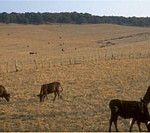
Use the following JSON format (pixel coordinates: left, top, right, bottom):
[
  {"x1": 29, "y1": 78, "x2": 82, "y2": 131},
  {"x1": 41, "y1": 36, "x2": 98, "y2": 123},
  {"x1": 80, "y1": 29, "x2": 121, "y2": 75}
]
[
  {"x1": 37, "y1": 82, "x2": 63, "y2": 102},
  {"x1": 29, "y1": 51, "x2": 37, "y2": 55},
  {"x1": 109, "y1": 99, "x2": 150, "y2": 132},
  {"x1": 0, "y1": 85, "x2": 10, "y2": 102}
]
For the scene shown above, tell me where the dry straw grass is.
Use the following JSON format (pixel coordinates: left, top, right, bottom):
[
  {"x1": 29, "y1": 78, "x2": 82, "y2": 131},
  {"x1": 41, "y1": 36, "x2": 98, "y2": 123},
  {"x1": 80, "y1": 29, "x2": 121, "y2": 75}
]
[{"x1": 0, "y1": 24, "x2": 150, "y2": 131}]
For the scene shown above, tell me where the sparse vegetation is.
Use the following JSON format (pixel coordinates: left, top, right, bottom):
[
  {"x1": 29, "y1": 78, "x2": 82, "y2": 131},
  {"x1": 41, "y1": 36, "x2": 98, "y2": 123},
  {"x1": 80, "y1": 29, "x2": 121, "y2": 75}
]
[{"x1": 0, "y1": 24, "x2": 150, "y2": 131}]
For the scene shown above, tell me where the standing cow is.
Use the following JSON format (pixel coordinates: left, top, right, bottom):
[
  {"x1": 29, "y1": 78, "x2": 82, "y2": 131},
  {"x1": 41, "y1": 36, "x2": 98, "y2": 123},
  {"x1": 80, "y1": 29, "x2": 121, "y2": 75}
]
[
  {"x1": 0, "y1": 85, "x2": 10, "y2": 102},
  {"x1": 109, "y1": 99, "x2": 150, "y2": 132},
  {"x1": 37, "y1": 82, "x2": 63, "y2": 102}
]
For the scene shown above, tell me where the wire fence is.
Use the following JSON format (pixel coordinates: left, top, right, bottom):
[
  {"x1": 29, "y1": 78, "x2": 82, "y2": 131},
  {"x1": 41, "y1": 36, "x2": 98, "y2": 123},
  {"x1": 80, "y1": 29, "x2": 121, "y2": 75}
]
[{"x1": 0, "y1": 50, "x2": 150, "y2": 74}]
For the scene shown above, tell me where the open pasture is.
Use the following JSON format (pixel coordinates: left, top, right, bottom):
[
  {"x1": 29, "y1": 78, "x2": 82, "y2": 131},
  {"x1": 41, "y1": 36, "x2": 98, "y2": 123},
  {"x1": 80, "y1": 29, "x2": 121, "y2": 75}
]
[{"x1": 0, "y1": 24, "x2": 150, "y2": 131}]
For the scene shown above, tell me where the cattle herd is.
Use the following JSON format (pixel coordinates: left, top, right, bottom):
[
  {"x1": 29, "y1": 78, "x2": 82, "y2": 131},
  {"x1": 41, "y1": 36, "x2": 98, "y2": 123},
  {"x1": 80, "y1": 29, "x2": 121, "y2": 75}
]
[{"x1": 0, "y1": 82, "x2": 150, "y2": 132}]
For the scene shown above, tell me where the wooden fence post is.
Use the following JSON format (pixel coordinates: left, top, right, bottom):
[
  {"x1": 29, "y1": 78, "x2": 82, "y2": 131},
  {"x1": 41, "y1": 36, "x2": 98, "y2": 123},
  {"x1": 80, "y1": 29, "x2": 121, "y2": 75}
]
[
  {"x1": 82, "y1": 56, "x2": 85, "y2": 64},
  {"x1": 49, "y1": 60, "x2": 51, "y2": 67},
  {"x1": 15, "y1": 60, "x2": 18, "y2": 72},
  {"x1": 74, "y1": 57, "x2": 76, "y2": 64},
  {"x1": 0, "y1": 64, "x2": 1, "y2": 74},
  {"x1": 7, "y1": 62, "x2": 9, "y2": 73},
  {"x1": 105, "y1": 52, "x2": 107, "y2": 60},
  {"x1": 20, "y1": 61, "x2": 23, "y2": 71},
  {"x1": 69, "y1": 57, "x2": 72, "y2": 65},
  {"x1": 34, "y1": 59, "x2": 38, "y2": 69}
]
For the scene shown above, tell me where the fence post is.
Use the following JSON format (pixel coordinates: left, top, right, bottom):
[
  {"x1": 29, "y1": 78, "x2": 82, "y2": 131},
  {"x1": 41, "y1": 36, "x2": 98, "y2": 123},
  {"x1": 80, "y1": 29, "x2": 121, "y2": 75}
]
[
  {"x1": 20, "y1": 61, "x2": 23, "y2": 71},
  {"x1": 111, "y1": 53, "x2": 114, "y2": 60},
  {"x1": 82, "y1": 56, "x2": 85, "y2": 64},
  {"x1": 49, "y1": 60, "x2": 51, "y2": 67},
  {"x1": 0, "y1": 64, "x2": 1, "y2": 74},
  {"x1": 15, "y1": 60, "x2": 18, "y2": 72},
  {"x1": 34, "y1": 59, "x2": 38, "y2": 69},
  {"x1": 95, "y1": 55, "x2": 97, "y2": 63},
  {"x1": 42, "y1": 60, "x2": 44, "y2": 68},
  {"x1": 7, "y1": 62, "x2": 9, "y2": 73},
  {"x1": 105, "y1": 52, "x2": 107, "y2": 60},
  {"x1": 74, "y1": 57, "x2": 76, "y2": 64},
  {"x1": 69, "y1": 57, "x2": 72, "y2": 65},
  {"x1": 98, "y1": 54, "x2": 101, "y2": 61}
]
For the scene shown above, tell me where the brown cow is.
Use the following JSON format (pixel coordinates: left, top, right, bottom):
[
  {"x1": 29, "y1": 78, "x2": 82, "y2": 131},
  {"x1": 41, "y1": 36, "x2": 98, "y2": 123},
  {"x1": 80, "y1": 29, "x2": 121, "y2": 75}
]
[
  {"x1": 109, "y1": 99, "x2": 150, "y2": 132},
  {"x1": 128, "y1": 86, "x2": 150, "y2": 132},
  {"x1": 37, "y1": 82, "x2": 63, "y2": 102},
  {"x1": 0, "y1": 85, "x2": 10, "y2": 102}
]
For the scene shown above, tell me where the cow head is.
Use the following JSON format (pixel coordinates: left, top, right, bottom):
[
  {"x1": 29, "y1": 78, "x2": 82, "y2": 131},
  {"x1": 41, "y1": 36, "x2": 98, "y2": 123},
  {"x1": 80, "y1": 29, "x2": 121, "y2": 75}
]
[
  {"x1": 142, "y1": 86, "x2": 150, "y2": 105},
  {"x1": 37, "y1": 94, "x2": 44, "y2": 102},
  {"x1": 4, "y1": 93, "x2": 10, "y2": 102}
]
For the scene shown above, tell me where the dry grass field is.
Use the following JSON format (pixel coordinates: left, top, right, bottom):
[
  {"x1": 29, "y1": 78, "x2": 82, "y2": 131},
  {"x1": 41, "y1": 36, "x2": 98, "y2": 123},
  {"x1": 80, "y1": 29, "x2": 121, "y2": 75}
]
[{"x1": 0, "y1": 23, "x2": 150, "y2": 131}]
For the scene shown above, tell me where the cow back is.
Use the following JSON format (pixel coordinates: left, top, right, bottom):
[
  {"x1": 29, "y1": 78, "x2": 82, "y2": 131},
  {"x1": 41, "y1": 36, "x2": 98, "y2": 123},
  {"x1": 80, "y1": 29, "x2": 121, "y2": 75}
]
[
  {"x1": 119, "y1": 101, "x2": 145, "y2": 119},
  {"x1": 41, "y1": 82, "x2": 60, "y2": 94},
  {"x1": 109, "y1": 99, "x2": 149, "y2": 119}
]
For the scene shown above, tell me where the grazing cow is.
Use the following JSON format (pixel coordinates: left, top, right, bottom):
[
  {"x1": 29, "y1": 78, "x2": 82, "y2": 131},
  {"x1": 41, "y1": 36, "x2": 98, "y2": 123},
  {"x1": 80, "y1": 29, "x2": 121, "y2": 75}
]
[
  {"x1": 37, "y1": 82, "x2": 63, "y2": 102},
  {"x1": 141, "y1": 86, "x2": 150, "y2": 106},
  {"x1": 109, "y1": 99, "x2": 150, "y2": 132},
  {"x1": 129, "y1": 86, "x2": 150, "y2": 130},
  {"x1": 0, "y1": 85, "x2": 10, "y2": 102}
]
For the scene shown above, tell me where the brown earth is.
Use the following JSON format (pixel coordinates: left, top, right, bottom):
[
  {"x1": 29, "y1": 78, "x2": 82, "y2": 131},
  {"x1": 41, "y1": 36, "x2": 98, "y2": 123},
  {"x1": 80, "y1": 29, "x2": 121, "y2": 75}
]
[{"x1": 0, "y1": 24, "x2": 150, "y2": 131}]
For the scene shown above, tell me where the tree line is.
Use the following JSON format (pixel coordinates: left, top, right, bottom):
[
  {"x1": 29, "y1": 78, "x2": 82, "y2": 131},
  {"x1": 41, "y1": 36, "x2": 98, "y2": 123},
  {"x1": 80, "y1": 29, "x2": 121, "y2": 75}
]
[{"x1": 0, "y1": 12, "x2": 150, "y2": 27}]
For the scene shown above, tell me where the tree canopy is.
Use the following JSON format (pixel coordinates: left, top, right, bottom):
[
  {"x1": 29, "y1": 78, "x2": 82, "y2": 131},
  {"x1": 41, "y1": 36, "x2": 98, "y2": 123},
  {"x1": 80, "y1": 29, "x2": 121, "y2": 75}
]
[{"x1": 0, "y1": 12, "x2": 150, "y2": 27}]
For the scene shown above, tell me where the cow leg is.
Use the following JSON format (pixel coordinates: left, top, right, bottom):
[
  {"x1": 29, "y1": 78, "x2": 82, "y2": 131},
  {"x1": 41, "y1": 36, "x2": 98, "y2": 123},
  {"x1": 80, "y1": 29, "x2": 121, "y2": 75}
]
[
  {"x1": 145, "y1": 122, "x2": 150, "y2": 131},
  {"x1": 109, "y1": 118, "x2": 113, "y2": 132},
  {"x1": 109, "y1": 111, "x2": 118, "y2": 132},
  {"x1": 57, "y1": 91, "x2": 60, "y2": 99},
  {"x1": 130, "y1": 118, "x2": 136, "y2": 132},
  {"x1": 42, "y1": 95, "x2": 45, "y2": 102},
  {"x1": 53, "y1": 92, "x2": 57, "y2": 101},
  {"x1": 114, "y1": 117, "x2": 119, "y2": 132},
  {"x1": 39, "y1": 95, "x2": 43, "y2": 102},
  {"x1": 45, "y1": 94, "x2": 48, "y2": 100},
  {"x1": 0, "y1": 97, "x2": 3, "y2": 102},
  {"x1": 137, "y1": 121, "x2": 141, "y2": 132},
  {"x1": 109, "y1": 111, "x2": 113, "y2": 132}
]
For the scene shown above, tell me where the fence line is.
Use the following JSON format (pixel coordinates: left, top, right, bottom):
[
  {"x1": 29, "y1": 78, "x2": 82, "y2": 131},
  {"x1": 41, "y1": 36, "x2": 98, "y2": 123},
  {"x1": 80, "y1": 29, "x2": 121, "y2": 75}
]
[{"x1": 0, "y1": 50, "x2": 150, "y2": 74}]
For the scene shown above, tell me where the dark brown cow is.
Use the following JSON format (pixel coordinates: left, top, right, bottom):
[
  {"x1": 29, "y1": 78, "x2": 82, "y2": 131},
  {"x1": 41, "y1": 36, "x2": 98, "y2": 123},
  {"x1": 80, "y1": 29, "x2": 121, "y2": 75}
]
[
  {"x1": 129, "y1": 86, "x2": 150, "y2": 131},
  {"x1": 37, "y1": 82, "x2": 63, "y2": 102},
  {"x1": 0, "y1": 85, "x2": 10, "y2": 102},
  {"x1": 109, "y1": 99, "x2": 150, "y2": 132}
]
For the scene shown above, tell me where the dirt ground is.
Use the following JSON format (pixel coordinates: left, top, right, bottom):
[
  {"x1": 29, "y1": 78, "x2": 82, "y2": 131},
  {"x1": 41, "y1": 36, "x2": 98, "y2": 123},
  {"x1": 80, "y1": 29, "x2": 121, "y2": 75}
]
[{"x1": 0, "y1": 24, "x2": 150, "y2": 131}]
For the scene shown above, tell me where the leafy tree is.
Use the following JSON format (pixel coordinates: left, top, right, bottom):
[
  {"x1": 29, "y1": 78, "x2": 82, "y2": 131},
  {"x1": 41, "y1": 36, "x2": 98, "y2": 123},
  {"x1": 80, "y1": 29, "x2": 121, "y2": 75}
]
[{"x1": 0, "y1": 12, "x2": 150, "y2": 27}]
